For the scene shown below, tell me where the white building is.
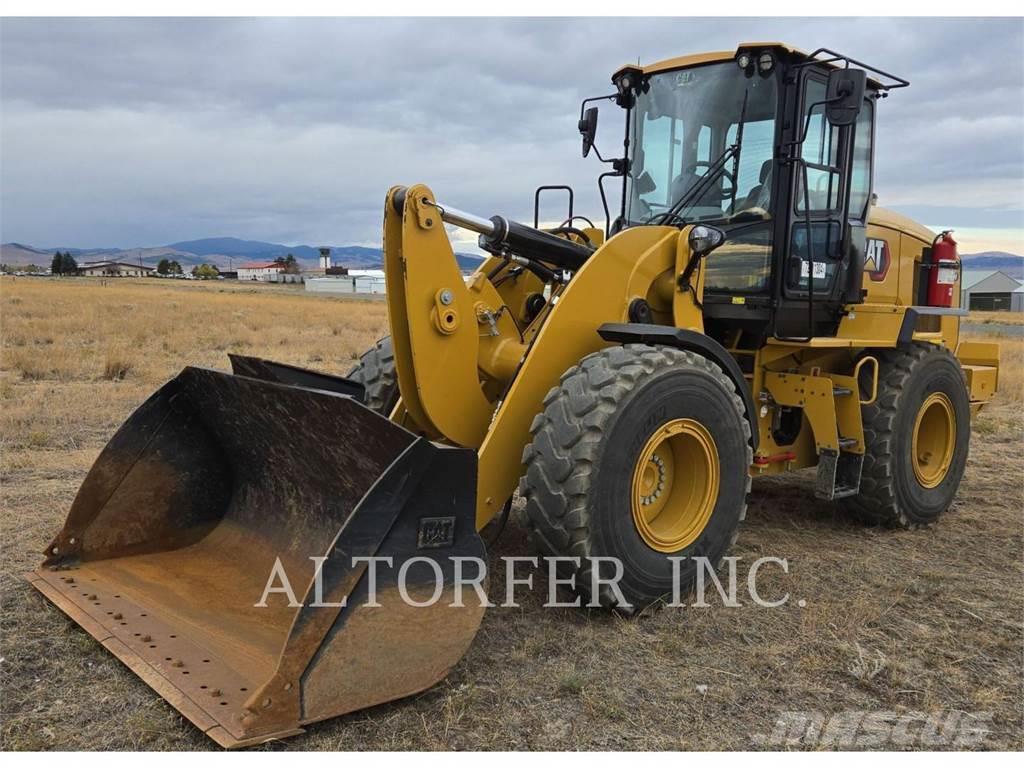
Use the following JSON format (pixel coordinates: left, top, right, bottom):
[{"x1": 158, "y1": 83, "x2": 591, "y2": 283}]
[
  {"x1": 78, "y1": 261, "x2": 154, "y2": 277},
  {"x1": 306, "y1": 271, "x2": 386, "y2": 295},
  {"x1": 237, "y1": 261, "x2": 286, "y2": 281}
]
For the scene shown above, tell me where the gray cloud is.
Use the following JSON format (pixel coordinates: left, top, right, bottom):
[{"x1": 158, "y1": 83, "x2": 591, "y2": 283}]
[{"x1": 1, "y1": 17, "x2": 1021, "y2": 248}]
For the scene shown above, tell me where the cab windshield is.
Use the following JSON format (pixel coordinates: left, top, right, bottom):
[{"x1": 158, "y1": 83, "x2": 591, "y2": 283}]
[
  {"x1": 628, "y1": 62, "x2": 778, "y2": 224},
  {"x1": 626, "y1": 61, "x2": 779, "y2": 292}
]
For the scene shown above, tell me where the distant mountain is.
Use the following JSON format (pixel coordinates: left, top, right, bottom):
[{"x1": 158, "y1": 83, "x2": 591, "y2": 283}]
[
  {"x1": 2, "y1": 238, "x2": 484, "y2": 272},
  {"x1": 167, "y1": 237, "x2": 287, "y2": 257},
  {"x1": 95, "y1": 246, "x2": 205, "y2": 267},
  {"x1": 1, "y1": 243, "x2": 52, "y2": 265},
  {"x1": 961, "y1": 252, "x2": 1024, "y2": 279},
  {"x1": 352, "y1": 252, "x2": 485, "y2": 272}
]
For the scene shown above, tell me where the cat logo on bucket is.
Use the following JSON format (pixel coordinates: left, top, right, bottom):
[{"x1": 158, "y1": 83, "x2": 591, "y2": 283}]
[
  {"x1": 865, "y1": 238, "x2": 890, "y2": 281},
  {"x1": 418, "y1": 516, "x2": 456, "y2": 548}
]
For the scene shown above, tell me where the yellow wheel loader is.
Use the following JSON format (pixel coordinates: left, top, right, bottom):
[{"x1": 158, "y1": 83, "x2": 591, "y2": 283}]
[{"x1": 28, "y1": 44, "x2": 1001, "y2": 747}]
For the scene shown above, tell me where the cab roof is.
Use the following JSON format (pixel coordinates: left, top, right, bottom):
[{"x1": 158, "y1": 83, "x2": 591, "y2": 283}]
[{"x1": 614, "y1": 43, "x2": 890, "y2": 91}]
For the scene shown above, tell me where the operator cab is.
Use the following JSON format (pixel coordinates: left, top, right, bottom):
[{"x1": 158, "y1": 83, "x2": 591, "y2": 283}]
[{"x1": 572, "y1": 44, "x2": 908, "y2": 344}]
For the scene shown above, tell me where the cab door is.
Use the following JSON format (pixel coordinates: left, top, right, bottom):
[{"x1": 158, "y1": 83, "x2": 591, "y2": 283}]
[{"x1": 772, "y1": 68, "x2": 868, "y2": 339}]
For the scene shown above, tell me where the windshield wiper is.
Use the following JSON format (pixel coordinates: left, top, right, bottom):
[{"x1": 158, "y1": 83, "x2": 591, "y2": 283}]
[{"x1": 727, "y1": 91, "x2": 748, "y2": 216}]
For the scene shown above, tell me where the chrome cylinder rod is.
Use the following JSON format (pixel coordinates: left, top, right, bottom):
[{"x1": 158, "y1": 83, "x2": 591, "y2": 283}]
[{"x1": 430, "y1": 201, "x2": 497, "y2": 237}]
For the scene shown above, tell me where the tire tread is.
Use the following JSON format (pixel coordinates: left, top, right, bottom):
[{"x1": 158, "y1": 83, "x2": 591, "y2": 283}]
[
  {"x1": 841, "y1": 342, "x2": 966, "y2": 528},
  {"x1": 520, "y1": 344, "x2": 752, "y2": 609},
  {"x1": 347, "y1": 337, "x2": 399, "y2": 415}
]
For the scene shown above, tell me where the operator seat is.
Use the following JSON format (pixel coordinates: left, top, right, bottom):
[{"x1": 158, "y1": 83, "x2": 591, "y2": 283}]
[{"x1": 735, "y1": 159, "x2": 772, "y2": 213}]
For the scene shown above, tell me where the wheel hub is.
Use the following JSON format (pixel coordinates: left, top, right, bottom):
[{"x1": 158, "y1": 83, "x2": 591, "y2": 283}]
[
  {"x1": 631, "y1": 418, "x2": 720, "y2": 553},
  {"x1": 912, "y1": 392, "x2": 956, "y2": 488}
]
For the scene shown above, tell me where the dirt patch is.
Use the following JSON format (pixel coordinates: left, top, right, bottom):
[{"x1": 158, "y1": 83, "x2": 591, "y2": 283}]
[{"x1": 2, "y1": 277, "x2": 1021, "y2": 750}]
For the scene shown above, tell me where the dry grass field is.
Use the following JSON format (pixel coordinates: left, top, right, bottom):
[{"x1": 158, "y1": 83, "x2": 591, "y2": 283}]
[{"x1": 2, "y1": 276, "x2": 1022, "y2": 751}]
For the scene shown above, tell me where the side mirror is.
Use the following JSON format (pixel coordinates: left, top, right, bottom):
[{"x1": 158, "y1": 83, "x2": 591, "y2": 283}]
[
  {"x1": 579, "y1": 106, "x2": 598, "y2": 158},
  {"x1": 688, "y1": 224, "x2": 726, "y2": 257},
  {"x1": 825, "y1": 68, "x2": 867, "y2": 126}
]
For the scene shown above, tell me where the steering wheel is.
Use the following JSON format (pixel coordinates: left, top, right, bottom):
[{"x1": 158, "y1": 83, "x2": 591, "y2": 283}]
[{"x1": 691, "y1": 161, "x2": 736, "y2": 200}]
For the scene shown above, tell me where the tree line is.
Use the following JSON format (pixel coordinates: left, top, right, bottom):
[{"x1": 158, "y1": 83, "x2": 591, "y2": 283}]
[
  {"x1": 156, "y1": 259, "x2": 221, "y2": 279},
  {"x1": 274, "y1": 254, "x2": 300, "y2": 274},
  {"x1": 156, "y1": 258, "x2": 184, "y2": 275},
  {"x1": 51, "y1": 251, "x2": 79, "y2": 275}
]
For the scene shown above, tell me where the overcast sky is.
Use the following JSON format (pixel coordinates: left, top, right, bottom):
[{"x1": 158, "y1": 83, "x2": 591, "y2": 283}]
[{"x1": 2, "y1": 17, "x2": 1022, "y2": 254}]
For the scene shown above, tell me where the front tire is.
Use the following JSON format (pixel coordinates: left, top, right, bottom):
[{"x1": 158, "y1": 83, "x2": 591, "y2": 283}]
[
  {"x1": 347, "y1": 337, "x2": 399, "y2": 415},
  {"x1": 519, "y1": 344, "x2": 752, "y2": 610},
  {"x1": 842, "y1": 342, "x2": 971, "y2": 528}
]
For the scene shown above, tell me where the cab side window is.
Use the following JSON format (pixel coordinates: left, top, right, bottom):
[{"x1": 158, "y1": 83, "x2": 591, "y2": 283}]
[
  {"x1": 847, "y1": 99, "x2": 874, "y2": 221},
  {"x1": 639, "y1": 114, "x2": 685, "y2": 209}
]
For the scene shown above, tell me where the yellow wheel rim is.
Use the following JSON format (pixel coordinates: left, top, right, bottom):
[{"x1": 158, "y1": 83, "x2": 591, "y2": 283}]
[
  {"x1": 631, "y1": 418, "x2": 720, "y2": 553},
  {"x1": 912, "y1": 392, "x2": 956, "y2": 488}
]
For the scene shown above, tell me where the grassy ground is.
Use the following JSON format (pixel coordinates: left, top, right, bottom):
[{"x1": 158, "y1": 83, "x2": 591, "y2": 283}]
[
  {"x1": 2, "y1": 277, "x2": 1021, "y2": 750},
  {"x1": 967, "y1": 310, "x2": 1024, "y2": 327}
]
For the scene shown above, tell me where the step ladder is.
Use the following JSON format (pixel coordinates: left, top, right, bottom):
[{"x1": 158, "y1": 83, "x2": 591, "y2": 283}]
[{"x1": 763, "y1": 372, "x2": 866, "y2": 501}]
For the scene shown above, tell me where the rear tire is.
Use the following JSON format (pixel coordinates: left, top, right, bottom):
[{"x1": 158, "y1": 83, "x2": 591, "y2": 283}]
[
  {"x1": 841, "y1": 342, "x2": 971, "y2": 528},
  {"x1": 347, "y1": 337, "x2": 399, "y2": 415},
  {"x1": 519, "y1": 344, "x2": 752, "y2": 611}
]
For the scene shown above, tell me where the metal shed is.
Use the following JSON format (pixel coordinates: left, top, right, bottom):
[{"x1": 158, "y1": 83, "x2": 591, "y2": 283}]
[{"x1": 960, "y1": 270, "x2": 1023, "y2": 312}]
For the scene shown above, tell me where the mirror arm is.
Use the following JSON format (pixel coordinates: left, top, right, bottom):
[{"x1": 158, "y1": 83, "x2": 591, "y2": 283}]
[
  {"x1": 597, "y1": 170, "x2": 616, "y2": 236},
  {"x1": 589, "y1": 143, "x2": 612, "y2": 165},
  {"x1": 579, "y1": 93, "x2": 617, "y2": 121},
  {"x1": 619, "y1": 103, "x2": 632, "y2": 223}
]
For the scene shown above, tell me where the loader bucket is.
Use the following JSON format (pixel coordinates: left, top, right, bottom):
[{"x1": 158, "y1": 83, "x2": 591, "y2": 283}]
[{"x1": 25, "y1": 360, "x2": 487, "y2": 748}]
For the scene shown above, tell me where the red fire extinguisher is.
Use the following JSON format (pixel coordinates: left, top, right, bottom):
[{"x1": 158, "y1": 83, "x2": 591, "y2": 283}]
[{"x1": 927, "y1": 230, "x2": 959, "y2": 307}]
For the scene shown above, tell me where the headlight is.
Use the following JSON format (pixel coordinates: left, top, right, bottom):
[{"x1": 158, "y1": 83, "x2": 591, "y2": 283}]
[
  {"x1": 688, "y1": 225, "x2": 725, "y2": 257},
  {"x1": 736, "y1": 52, "x2": 752, "y2": 70},
  {"x1": 758, "y1": 51, "x2": 775, "y2": 73}
]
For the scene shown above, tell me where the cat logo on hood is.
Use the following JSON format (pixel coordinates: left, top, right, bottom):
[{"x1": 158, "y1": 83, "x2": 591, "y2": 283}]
[{"x1": 865, "y1": 238, "x2": 891, "y2": 281}]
